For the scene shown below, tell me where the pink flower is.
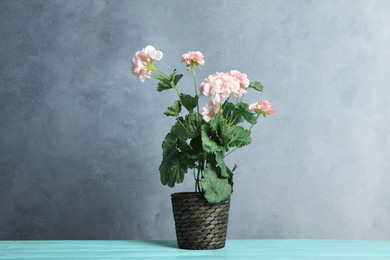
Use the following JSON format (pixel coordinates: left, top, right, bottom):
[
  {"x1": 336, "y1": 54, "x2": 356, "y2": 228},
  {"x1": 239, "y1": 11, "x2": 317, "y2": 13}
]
[
  {"x1": 249, "y1": 100, "x2": 276, "y2": 115},
  {"x1": 137, "y1": 45, "x2": 163, "y2": 61},
  {"x1": 199, "y1": 72, "x2": 240, "y2": 104},
  {"x1": 131, "y1": 57, "x2": 151, "y2": 82},
  {"x1": 202, "y1": 99, "x2": 222, "y2": 122},
  {"x1": 131, "y1": 45, "x2": 163, "y2": 82},
  {"x1": 260, "y1": 100, "x2": 276, "y2": 115},
  {"x1": 229, "y1": 70, "x2": 250, "y2": 98},
  {"x1": 181, "y1": 51, "x2": 205, "y2": 66},
  {"x1": 248, "y1": 102, "x2": 259, "y2": 113}
]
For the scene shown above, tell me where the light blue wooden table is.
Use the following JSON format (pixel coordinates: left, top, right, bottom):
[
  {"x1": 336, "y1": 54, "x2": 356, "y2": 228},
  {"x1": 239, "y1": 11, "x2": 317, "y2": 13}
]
[{"x1": 1, "y1": 240, "x2": 390, "y2": 259}]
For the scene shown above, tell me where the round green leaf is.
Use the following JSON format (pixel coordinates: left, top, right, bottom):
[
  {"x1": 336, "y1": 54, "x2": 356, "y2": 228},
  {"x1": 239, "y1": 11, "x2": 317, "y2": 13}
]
[
  {"x1": 200, "y1": 163, "x2": 232, "y2": 203},
  {"x1": 159, "y1": 151, "x2": 188, "y2": 188}
]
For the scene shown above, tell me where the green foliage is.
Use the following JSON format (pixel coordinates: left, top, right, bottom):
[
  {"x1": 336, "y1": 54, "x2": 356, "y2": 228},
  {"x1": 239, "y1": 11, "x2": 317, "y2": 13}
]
[
  {"x1": 237, "y1": 103, "x2": 257, "y2": 124},
  {"x1": 225, "y1": 124, "x2": 252, "y2": 148},
  {"x1": 248, "y1": 81, "x2": 264, "y2": 92},
  {"x1": 222, "y1": 102, "x2": 257, "y2": 125},
  {"x1": 161, "y1": 132, "x2": 177, "y2": 158},
  {"x1": 159, "y1": 150, "x2": 188, "y2": 187},
  {"x1": 186, "y1": 112, "x2": 203, "y2": 138},
  {"x1": 153, "y1": 74, "x2": 166, "y2": 81},
  {"x1": 170, "y1": 70, "x2": 183, "y2": 85},
  {"x1": 160, "y1": 130, "x2": 197, "y2": 188},
  {"x1": 169, "y1": 117, "x2": 186, "y2": 140},
  {"x1": 156, "y1": 79, "x2": 172, "y2": 92},
  {"x1": 222, "y1": 102, "x2": 245, "y2": 125},
  {"x1": 190, "y1": 135, "x2": 203, "y2": 153},
  {"x1": 226, "y1": 164, "x2": 237, "y2": 192},
  {"x1": 155, "y1": 70, "x2": 183, "y2": 92},
  {"x1": 164, "y1": 100, "x2": 181, "y2": 117},
  {"x1": 216, "y1": 151, "x2": 228, "y2": 177},
  {"x1": 181, "y1": 93, "x2": 198, "y2": 112},
  {"x1": 201, "y1": 124, "x2": 223, "y2": 153},
  {"x1": 209, "y1": 114, "x2": 224, "y2": 139},
  {"x1": 161, "y1": 104, "x2": 255, "y2": 202},
  {"x1": 152, "y1": 67, "x2": 268, "y2": 203},
  {"x1": 200, "y1": 163, "x2": 232, "y2": 203}
]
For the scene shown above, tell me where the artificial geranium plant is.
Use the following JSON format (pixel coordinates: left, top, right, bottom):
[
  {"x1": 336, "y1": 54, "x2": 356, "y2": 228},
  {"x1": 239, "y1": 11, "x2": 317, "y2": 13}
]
[{"x1": 131, "y1": 45, "x2": 275, "y2": 203}]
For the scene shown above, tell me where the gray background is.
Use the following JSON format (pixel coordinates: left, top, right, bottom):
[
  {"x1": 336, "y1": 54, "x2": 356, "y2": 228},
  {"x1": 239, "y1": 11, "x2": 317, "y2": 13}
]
[{"x1": 1, "y1": 0, "x2": 390, "y2": 240}]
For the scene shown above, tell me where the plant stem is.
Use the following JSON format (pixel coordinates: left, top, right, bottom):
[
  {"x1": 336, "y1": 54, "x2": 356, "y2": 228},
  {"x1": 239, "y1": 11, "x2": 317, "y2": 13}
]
[
  {"x1": 193, "y1": 168, "x2": 197, "y2": 192},
  {"x1": 239, "y1": 94, "x2": 245, "y2": 104},
  {"x1": 154, "y1": 68, "x2": 169, "y2": 78},
  {"x1": 196, "y1": 154, "x2": 203, "y2": 193},
  {"x1": 192, "y1": 67, "x2": 200, "y2": 114},
  {"x1": 224, "y1": 114, "x2": 260, "y2": 158},
  {"x1": 228, "y1": 114, "x2": 239, "y2": 126},
  {"x1": 197, "y1": 170, "x2": 201, "y2": 192},
  {"x1": 227, "y1": 94, "x2": 246, "y2": 125},
  {"x1": 223, "y1": 96, "x2": 230, "y2": 110},
  {"x1": 171, "y1": 82, "x2": 183, "y2": 103},
  {"x1": 223, "y1": 96, "x2": 232, "y2": 122}
]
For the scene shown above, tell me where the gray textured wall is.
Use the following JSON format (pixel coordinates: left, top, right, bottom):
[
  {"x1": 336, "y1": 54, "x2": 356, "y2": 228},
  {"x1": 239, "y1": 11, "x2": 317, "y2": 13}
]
[{"x1": 1, "y1": 0, "x2": 390, "y2": 240}]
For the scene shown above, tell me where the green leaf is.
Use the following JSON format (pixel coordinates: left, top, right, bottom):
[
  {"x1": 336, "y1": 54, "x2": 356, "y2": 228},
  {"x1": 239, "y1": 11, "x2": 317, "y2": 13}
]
[
  {"x1": 166, "y1": 69, "x2": 183, "y2": 85},
  {"x1": 201, "y1": 124, "x2": 223, "y2": 153},
  {"x1": 156, "y1": 70, "x2": 183, "y2": 92},
  {"x1": 222, "y1": 102, "x2": 245, "y2": 126},
  {"x1": 157, "y1": 80, "x2": 173, "y2": 92},
  {"x1": 171, "y1": 117, "x2": 187, "y2": 140},
  {"x1": 190, "y1": 135, "x2": 203, "y2": 153},
  {"x1": 230, "y1": 114, "x2": 245, "y2": 125},
  {"x1": 225, "y1": 125, "x2": 252, "y2": 148},
  {"x1": 161, "y1": 132, "x2": 177, "y2": 158},
  {"x1": 159, "y1": 151, "x2": 188, "y2": 187},
  {"x1": 201, "y1": 163, "x2": 232, "y2": 203},
  {"x1": 186, "y1": 112, "x2": 203, "y2": 138},
  {"x1": 153, "y1": 74, "x2": 166, "y2": 81},
  {"x1": 237, "y1": 103, "x2": 257, "y2": 124},
  {"x1": 181, "y1": 93, "x2": 198, "y2": 112},
  {"x1": 164, "y1": 100, "x2": 181, "y2": 117},
  {"x1": 248, "y1": 81, "x2": 264, "y2": 92},
  {"x1": 176, "y1": 137, "x2": 193, "y2": 155},
  {"x1": 167, "y1": 69, "x2": 177, "y2": 81},
  {"x1": 226, "y1": 164, "x2": 237, "y2": 192},
  {"x1": 216, "y1": 151, "x2": 228, "y2": 177},
  {"x1": 244, "y1": 113, "x2": 257, "y2": 124},
  {"x1": 209, "y1": 114, "x2": 230, "y2": 150},
  {"x1": 222, "y1": 102, "x2": 235, "y2": 118},
  {"x1": 173, "y1": 73, "x2": 183, "y2": 85},
  {"x1": 210, "y1": 114, "x2": 224, "y2": 138}
]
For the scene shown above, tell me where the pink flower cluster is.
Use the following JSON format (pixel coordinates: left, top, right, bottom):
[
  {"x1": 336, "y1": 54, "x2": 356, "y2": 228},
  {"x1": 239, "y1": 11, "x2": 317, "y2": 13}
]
[
  {"x1": 181, "y1": 51, "x2": 205, "y2": 66},
  {"x1": 199, "y1": 71, "x2": 249, "y2": 104},
  {"x1": 131, "y1": 45, "x2": 163, "y2": 82},
  {"x1": 249, "y1": 100, "x2": 276, "y2": 115},
  {"x1": 181, "y1": 51, "x2": 205, "y2": 71},
  {"x1": 200, "y1": 71, "x2": 250, "y2": 121}
]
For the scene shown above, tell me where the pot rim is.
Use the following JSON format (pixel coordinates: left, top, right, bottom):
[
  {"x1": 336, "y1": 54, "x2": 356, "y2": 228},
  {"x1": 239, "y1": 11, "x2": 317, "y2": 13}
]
[{"x1": 171, "y1": 192, "x2": 232, "y2": 202}]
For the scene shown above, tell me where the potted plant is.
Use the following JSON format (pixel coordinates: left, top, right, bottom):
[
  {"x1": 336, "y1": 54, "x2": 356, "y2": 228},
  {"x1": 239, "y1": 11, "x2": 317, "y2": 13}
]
[{"x1": 131, "y1": 45, "x2": 275, "y2": 249}]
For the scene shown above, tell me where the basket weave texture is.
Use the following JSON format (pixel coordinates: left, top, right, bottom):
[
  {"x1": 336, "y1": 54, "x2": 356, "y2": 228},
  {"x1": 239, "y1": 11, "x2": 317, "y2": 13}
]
[{"x1": 171, "y1": 192, "x2": 231, "y2": 250}]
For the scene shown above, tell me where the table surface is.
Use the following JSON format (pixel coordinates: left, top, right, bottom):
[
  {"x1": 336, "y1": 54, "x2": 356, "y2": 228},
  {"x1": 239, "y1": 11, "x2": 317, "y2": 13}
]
[{"x1": 1, "y1": 239, "x2": 390, "y2": 259}]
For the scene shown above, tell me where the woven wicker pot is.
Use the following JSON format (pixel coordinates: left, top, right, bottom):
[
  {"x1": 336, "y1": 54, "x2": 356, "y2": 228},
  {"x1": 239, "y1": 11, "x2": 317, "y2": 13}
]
[{"x1": 171, "y1": 192, "x2": 231, "y2": 250}]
